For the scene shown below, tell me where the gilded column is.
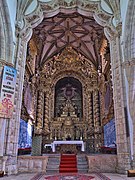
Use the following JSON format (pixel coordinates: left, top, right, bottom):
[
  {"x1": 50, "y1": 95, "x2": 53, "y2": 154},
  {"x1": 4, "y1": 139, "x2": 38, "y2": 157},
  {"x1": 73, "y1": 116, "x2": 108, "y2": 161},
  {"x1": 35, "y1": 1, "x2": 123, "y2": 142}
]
[
  {"x1": 32, "y1": 89, "x2": 44, "y2": 156},
  {"x1": 93, "y1": 89, "x2": 100, "y2": 128},
  {"x1": 86, "y1": 91, "x2": 95, "y2": 153},
  {"x1": 36, "y1": 90, "x2": 44, "y2": 131},
  {"x1": 88, "y1": 92, "x2": 93, "y2": 127},
  {"x1": 93, "y1": 89, "x2": 101, "y2": 152},
  {"x1": 43, "y1": 92, "x2": 50, "y2": 133},
  {"x1": 58, "y1": 127, "x2": 61, "y2": 139}
]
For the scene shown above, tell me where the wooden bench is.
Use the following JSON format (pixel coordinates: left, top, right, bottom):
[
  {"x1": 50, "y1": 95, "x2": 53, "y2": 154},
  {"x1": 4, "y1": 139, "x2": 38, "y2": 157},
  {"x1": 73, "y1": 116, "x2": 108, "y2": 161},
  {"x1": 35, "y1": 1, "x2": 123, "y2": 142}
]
[
  {"x1": 127, "y1": 170, "x2": 135, "y2": 177},
  {"x1": 0, "y1": 171, "x2": 4, "y2": 177}
]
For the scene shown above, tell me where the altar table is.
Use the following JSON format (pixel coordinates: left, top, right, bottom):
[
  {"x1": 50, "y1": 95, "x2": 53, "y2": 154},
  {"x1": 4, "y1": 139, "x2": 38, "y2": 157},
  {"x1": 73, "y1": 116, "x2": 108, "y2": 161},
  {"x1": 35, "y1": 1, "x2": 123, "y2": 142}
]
[{"x1": 51, "y1": 140, "x2": 85, "y2": 152}]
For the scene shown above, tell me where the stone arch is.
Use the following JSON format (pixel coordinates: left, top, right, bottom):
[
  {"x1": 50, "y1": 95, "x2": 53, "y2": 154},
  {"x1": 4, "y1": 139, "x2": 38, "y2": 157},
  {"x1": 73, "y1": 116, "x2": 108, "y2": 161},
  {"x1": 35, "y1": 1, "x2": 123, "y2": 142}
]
[
  {"x1": 23, "y1": 1, "x2": 115, "y2": 41},
  {"x1": 43, "y1": 69, "x2": 92, "y2": 118},
  {"x1": 0, "y1": 0, "x2": 13, "y2": 63},
  {"x1": 11, "y1": 0, "x2": 132, "y2": 174},
  {"x1": 0, "y1": 1, "x2": 15, "y2": 175},
  {"x1": 123, "y1": 0, "x2": 135, "y2": 166},
  {"x1": 52, "y1": 71, "x2": 87, "y2": 90}
]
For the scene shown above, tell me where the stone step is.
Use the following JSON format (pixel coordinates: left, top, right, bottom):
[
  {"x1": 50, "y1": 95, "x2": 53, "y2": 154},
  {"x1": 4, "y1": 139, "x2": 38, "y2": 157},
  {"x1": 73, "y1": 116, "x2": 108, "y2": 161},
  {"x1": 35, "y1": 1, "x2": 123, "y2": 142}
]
[
  {"x1": 46, "y1": 169, "x2": 59, "y2": 174},
  {"x1": 77, "y1": 161, "x2": 88, "y2": 164},
  {"x1": 48, "y1": 157, "x2": 60, "y2": 160},
  {"x1": 46, "y1": 154, "x2": 89, "y2": 174},
  {"x1": 47, "y1": 160, "x2": 60, "y2": 164},
  {"x1": 77, "y1": 155, "x2": 88, "y2": 173},
  {"x1": 78, "y1": 169, "x2": 88, "y2": 173},
  {"x1": 78, "y1": 165, "x2": 89, "y2": 169},
  {"x1": 46, "y1": 155, "x2": 60, "y2": 174},
  {"x1": 47, "y1": 164, "x2": 59, "y2": 169},
  {"x1": 77, "y1": 159, "x2": 87, "y2": 162}
]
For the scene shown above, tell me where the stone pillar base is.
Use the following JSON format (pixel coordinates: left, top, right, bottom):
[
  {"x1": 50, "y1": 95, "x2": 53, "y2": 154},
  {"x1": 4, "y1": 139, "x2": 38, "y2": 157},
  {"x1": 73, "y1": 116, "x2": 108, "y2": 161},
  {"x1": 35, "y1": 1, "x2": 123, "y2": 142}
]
[
  {"x1": 116, "y1": 159, "x2": 132, "y2": 174},
  {"x1": 32, "y1": 135, "x2": 42, "y2": 156},
  {"x1": 3, "y1": 156, "x2": 18, "y2": 175},
  {"x1": 0, "y1": 156, "x2": 7, "y2": 173},
  {"x1": 116, "y1": 167, "x2": 128, "y2": 174}
]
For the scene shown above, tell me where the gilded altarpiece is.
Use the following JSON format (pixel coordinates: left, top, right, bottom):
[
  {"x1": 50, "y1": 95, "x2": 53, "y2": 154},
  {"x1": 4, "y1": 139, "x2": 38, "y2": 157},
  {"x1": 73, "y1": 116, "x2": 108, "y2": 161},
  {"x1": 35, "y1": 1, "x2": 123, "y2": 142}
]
[{"x1": 34, "y1": 46, "x2": 104, "y2": 153}]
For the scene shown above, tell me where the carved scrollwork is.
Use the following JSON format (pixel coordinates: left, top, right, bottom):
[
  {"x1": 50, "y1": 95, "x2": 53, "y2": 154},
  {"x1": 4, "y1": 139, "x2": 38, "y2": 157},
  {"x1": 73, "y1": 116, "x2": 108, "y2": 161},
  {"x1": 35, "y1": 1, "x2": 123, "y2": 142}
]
[{"x1": 41, "y1": 46, "x2": 98, "y2": 82}]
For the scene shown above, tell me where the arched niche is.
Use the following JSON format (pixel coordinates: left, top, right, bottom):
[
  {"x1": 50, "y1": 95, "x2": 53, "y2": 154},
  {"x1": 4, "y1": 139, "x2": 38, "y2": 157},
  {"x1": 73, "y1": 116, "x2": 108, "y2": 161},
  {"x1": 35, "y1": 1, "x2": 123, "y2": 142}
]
[
  {"x1": 54, "y1": 77, "x2": 83, "y2": 119},
  {"x1": 12, "y1": 0, "x2": 132, "y2": 174}
]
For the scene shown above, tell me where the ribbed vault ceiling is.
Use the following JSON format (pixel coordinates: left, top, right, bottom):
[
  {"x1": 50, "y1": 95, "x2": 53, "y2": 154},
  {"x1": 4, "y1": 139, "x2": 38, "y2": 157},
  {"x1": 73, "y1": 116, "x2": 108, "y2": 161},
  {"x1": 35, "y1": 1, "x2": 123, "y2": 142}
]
[{"x1": 33, "y1": 12, "x2": 104, "y2": 69}]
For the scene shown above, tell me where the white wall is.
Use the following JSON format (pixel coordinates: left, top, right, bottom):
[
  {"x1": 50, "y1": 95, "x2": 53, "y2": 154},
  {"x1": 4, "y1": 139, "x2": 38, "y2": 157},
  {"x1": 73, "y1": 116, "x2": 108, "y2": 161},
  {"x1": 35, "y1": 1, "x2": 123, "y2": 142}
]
[
  {"x1": 120, "y1": 0, "x2": 129, "y2": 38},
  {"x1": 6, "y1": 0, "x2": 17, "y2": 42},
  {"x1": 124, "y1": 69, "x2": 133, "y2": 160}
]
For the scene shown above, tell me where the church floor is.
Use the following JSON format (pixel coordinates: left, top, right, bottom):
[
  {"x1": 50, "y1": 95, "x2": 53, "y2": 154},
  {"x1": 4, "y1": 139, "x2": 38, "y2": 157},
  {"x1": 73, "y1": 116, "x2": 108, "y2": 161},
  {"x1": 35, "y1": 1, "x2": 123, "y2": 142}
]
[{"x1": 0, "y1": 173, "x2": 135, "y2": 180}]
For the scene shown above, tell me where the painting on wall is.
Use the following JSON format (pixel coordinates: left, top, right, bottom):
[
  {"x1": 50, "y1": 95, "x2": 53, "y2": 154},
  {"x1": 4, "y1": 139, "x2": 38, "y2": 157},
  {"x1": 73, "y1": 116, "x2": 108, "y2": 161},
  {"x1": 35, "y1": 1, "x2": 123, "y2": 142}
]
[
  {"x1": 104, "y1": 118, "x2": 116, "y2": 147},
  {"x1": 18, "y1": 119, "x2": 32, "y2": 148}
]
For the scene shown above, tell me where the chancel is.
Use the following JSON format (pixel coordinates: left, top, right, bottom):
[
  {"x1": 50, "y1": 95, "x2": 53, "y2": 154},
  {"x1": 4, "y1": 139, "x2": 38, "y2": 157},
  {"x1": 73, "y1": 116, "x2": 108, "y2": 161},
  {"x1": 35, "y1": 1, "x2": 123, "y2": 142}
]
[{"x1": 0, "y1": 1, "x2": 135, "y2": 179}]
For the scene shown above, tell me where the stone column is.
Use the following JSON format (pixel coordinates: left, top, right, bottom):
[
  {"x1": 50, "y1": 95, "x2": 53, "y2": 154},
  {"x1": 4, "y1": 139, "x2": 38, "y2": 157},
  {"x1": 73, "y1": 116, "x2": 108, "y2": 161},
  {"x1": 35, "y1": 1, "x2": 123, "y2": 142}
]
[
  {"x1": 109, "y1": 36, "x2": 131, "y2": 173},
  {"x1": 0, "y1": 118, "x2": 8, "y2": 174},
  {"x1": 32, "y1": 90, "x2": 44, "y2": 156},
  {"x1": 3, "y1": 28, "x2": 32, "y2": 174},
  {"x1": 0, "y1": 118, "x2": 6, "y2": 156},
  {"x1": 123, "y1": 61, "x2": 135, "y2": 169}
]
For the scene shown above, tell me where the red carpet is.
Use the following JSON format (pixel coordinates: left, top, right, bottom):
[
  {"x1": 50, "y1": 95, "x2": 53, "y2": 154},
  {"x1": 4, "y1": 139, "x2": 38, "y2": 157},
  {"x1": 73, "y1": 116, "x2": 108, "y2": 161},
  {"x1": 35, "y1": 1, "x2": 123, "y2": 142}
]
[{"x1": 59, "y1": 154, "x2": 78, "y2": 173}]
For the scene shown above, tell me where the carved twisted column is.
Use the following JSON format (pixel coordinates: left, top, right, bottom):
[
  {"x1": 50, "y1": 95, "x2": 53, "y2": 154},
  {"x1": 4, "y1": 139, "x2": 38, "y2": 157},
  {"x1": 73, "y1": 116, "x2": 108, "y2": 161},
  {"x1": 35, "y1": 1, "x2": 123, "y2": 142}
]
[
  {"x1": 43, "y1": 92, "x2": 50, "y2": 133},
  {"x1": 85, "y1": 91, "x2": 95, "y2": 152},
  {"x1": 93, "y1": 89, "x2": 100, "y2": 128},
  {"x1": 36, "y1": 90, "x2": 44, "y2": 131},
  {"x1": 88, "y1": 92, "x2": 94, "y2": 127},
  {"x1": 93, "y1": 89, "x2": 101, "y2": 152},
  {"x1": 83, "y1": 126, "x2": 87, "y2": 140},
  {"x1": 32, "y1": 90, "x2": 44, "y2": 156}
]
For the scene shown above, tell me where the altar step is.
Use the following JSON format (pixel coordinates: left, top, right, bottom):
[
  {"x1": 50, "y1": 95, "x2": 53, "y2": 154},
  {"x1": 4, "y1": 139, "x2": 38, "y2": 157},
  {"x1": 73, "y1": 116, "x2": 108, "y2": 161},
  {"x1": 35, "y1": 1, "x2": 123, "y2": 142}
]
[
  {"x1": 77, "y1": 155, "x2": 89, "y2": 173},
  {"x1": 46, "y1": 155, "x2": 60, "y2": 174},
  {"x1": 46, "y1": 154, "x2": 88, "y2": 174}
]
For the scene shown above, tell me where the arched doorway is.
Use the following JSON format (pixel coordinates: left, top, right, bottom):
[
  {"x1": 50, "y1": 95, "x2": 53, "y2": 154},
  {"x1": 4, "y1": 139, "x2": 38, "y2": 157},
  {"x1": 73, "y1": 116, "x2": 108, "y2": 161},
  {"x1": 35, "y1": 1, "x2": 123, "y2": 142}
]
[{"x1": 18, "y1": 0, "x2": 124, "y2": 168}]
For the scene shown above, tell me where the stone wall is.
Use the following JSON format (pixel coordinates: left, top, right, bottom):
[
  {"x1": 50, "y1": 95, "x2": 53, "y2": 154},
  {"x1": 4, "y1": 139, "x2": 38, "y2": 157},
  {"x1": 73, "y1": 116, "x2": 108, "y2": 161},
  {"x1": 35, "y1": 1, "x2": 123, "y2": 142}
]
[
  {"x1": 87, "y1": 154, "x2": 117, "y2": 173},
  {"x1": 17, "y1": 156, "x2": 48, "y2": 173}
]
